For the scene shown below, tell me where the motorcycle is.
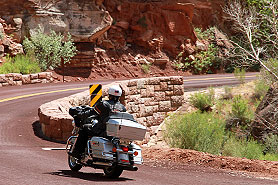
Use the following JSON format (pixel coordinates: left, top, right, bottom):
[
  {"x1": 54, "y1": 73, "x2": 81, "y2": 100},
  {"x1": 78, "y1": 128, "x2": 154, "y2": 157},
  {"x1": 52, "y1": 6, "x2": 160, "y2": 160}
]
[{"x1": 66, "y1": 106, "x2": 146, "y2": 178}]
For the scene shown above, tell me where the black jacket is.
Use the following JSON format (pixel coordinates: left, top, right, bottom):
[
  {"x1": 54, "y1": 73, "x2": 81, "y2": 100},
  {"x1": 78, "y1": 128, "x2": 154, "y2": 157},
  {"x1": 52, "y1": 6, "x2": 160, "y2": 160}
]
[{"x1": 89, "y1": 100, "x2": 126, "y2": 136}]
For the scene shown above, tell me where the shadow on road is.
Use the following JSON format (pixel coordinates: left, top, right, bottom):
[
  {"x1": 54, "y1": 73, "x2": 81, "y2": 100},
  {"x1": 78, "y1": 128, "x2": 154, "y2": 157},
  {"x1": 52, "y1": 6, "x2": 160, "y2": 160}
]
[
  {"x1": 32, "y1": 120, "x2": 66, "y2": 144},
  {"x1": 46, "y1": 170, "x2": 133, "y2": 182}
]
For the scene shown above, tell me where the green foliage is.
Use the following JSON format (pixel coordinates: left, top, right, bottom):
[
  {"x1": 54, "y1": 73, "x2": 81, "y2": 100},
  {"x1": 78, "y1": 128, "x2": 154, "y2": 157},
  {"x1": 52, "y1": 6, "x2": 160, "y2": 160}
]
[
  {"x1": 263, "y1": 134, "x2": 278, "y2": 154},
  {"x1": 141, "y1": 63, "x2": 151, "y2": 73},
  {"x1": 165, "y1": 82, "x2": 278, "y2": 161},
  {"x1": 189, "y1": 90, "x2": 215, "y2": 112},
  {"x1": 195, "y1": 27, "x2": 215, "y2": 40},
  {"x1": 174, "y1": 27, "x2": 221, "y2": 74},
  {"x1": 261, "y1": 153, "x2": 278, "y2": 161},
  {"x1": 0, "y1": 54, "x2": 41, "y2": 74},
  {"x1": 189, "y1": 44, "x2": 219, "y2": 74},
  {"x1": 251, "y1": 79, "x2": 269, "y2": 101},
  {"x1": 222, "y1": 135, "x2": 264, "y2": 159},
  {"x1": 165, "y1": 111, "x2": 226, "y2": 155},
  {"x1": 231, "y1": 95, "x2": 249, "y2": 121},
  {"x1": 234, "y1": 68, "x2": 246, "y2": 84},
  {"x1": 172, "y1": 62, "x2": 185, "y2": 71},
  {"x1": 194, "y1": 27, "x2": 221, "y2": 73},
  {"x1": 226, "y1": 95, "x2": 253, "y2": 131},
  {"x1": 23, "y1": 25, "x2": 77, "y2": 71}
]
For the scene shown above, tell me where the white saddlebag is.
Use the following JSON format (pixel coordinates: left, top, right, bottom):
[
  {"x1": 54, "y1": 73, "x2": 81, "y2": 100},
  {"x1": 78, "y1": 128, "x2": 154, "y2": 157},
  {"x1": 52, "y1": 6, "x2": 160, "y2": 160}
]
[{"x1": 106, "y1": 112, "x2": 146, "y2": 141}]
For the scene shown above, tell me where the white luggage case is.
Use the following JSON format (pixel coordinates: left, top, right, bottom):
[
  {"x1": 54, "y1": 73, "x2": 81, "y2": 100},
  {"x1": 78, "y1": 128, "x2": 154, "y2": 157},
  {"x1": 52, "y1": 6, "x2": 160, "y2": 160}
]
[{"x1": 106, "y1": 112, "x2": 146, "y2": 141}]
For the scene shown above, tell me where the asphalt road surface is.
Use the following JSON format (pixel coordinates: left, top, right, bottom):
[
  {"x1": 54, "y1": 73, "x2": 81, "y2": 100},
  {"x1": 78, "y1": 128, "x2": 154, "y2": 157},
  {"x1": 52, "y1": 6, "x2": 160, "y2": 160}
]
[{"x1": 0, "y1": 73, "x2": 277, "y2": 185}]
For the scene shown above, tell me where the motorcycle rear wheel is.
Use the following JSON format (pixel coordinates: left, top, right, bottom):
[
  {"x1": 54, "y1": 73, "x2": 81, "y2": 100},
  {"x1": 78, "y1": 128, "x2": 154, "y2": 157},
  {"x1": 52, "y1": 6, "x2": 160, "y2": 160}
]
[
  {"x1": 68, "y1": 155, "x2": 82, "y2": 172},
  {"x1": 103, "y1": 166, "x2": 123, "y2": 178}
]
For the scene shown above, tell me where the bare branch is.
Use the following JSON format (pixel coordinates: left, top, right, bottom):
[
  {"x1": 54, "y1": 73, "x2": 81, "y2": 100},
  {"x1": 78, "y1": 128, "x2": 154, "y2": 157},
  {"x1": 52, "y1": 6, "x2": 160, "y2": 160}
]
[{"x1": 224, "y1": 0, "x2": 278, "y2": 80}]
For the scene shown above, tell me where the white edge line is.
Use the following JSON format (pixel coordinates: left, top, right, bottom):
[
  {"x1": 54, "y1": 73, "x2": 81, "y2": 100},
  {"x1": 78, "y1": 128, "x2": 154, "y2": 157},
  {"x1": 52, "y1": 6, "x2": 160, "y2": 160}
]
[{"x1": 42, "y1": 147, "x2": 68, "y2": 151}]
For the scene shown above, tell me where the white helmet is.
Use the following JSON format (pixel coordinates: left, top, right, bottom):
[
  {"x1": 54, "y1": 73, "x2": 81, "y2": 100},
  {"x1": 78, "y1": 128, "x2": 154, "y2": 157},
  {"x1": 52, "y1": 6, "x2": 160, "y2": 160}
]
[{"x1": 108, "y1": 85, "x2": 122, "y2": 97}]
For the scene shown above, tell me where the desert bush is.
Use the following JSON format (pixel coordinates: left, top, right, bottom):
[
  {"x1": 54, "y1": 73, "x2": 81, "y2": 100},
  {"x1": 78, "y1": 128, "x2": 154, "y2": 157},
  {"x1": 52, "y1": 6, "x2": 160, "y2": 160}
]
[
  {"x1": 165, "y1": 111, "x2": 226, "y2": 155},
  {"x1": 222, "y1": 135, "x2": 263, "y2": 159},
  {"x1": 23, "y1": 25, "x2": 77, "y2": 71},
  {"x1": 226, "y1": 95, "x2": 253, "y2": 127},
  {"x1": 141, "y1": 63, "x2": 151, "y2": 74},
  {"x1": 263, "y1": 134, "x2": 278, "y2": 154},
  {"x1": 189, "y1": 89, "x2": 215, "y2": 112},
  {"x1": 0, "y1": 54, "x2": 41, "y2": 74},
  {"x1": 192, "y1": 44, "x2": 220, "y2": 74},
  {"x1": 251, "y1": 79, "x2": 269, "y2": 101},
  {"x1": 261, "y1": 153, "x2": 278, "y2": 161}
]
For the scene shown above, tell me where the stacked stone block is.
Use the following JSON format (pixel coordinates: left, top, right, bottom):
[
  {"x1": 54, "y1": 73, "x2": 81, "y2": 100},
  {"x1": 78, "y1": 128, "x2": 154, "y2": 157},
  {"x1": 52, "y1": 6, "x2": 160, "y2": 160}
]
[
  {"x1": 123, "y1": 77, "x2": 184, "y2": 127},
  {"x1": 38, "y1": 76, "x2": 184, "y2": 141},
  {"x1": 0, "y1": 72, "x2": 53, "y2": 87}
]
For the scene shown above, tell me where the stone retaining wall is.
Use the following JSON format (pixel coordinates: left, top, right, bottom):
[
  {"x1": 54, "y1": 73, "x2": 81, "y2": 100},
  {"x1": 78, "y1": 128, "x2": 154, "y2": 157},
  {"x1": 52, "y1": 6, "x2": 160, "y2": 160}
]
[
  {"x1": 0, "y1": 72, "x2": 53, "y2": 87},
  {"x1": 38, "y1": 76, "x2": 184, "y2": 141}
]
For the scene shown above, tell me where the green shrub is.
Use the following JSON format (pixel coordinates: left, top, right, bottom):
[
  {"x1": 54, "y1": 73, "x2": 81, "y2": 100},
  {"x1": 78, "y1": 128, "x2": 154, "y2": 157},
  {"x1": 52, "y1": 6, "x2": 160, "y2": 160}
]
[
  {"x1": 222, "y1": 135, "x2": 263, "y2": 159},
  {"x1": 195, "y1": 27, "x2": 215, "y2": 40},
  {"x1": 165, "y1": 111, "x2": 226, "y2": 155},
  {"x1": 189, "y1": 90, "x2": 215, "y2": 112},
  {"x1": 190, "y1": 44, "x2": 219, "y2": 74},
  {"x1": 231, "y1": 95, "x2": 253, "y2": 123},
  {"x1": 0, "y1": 54, "x2": 41, "y2": 74},
  {"x1": 23, "y1": 25, "x2": 77, "y2": 71},
  {"x1": 261, "y1": 153, "x2": 278, "y2": 161},
  {"x1": 0, "y1": 60, "x2": 18, "y2": 74},
  {"x1": 234, "y1": 68, "x2": 246, "y2": 84},
  {"x1": 252, "y1": 79, "x2": 269, "y2": 101},
  {"x1": 263, "y1": 134, "x2": 278, "y2": 154},
  {"x1": 141, "y1": 63, "x2": 151, "y2": 73},
  {"x1": 225, "y1": 95, "x2": 254, "y2": 134},
  {"x1": 173, "y1": 27, "x2": 222, "y2": 74}
]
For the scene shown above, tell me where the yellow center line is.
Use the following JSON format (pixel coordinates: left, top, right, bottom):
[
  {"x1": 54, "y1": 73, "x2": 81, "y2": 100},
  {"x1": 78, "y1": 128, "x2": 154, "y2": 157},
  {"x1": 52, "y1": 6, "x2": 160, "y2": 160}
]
[
  {"x1": 0, "y1": 74, "x2": 258, "y2": 103},
  {"x1": 183, "y1": 75, "x2": 257, "y2": 81},
  {"x1": 0, "y1": 86, "x2": 88, "y2": 103}
]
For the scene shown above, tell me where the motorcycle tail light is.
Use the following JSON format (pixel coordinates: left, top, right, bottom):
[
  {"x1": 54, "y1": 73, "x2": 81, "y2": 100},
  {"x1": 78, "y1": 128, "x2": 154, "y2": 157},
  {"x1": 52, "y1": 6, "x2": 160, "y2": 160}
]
[
  {"x1": 112, "y1": 147, "x2": 117, "y2": 153},
  {"x1": 121, "y1": 159, "x2": 129, "y2": 163},
  {"x1": 133, "y1": 151, "x2": 138, "y2": 156},
  {"x1": 121, "y1": 146, "x2": 129, "y2": 152}
]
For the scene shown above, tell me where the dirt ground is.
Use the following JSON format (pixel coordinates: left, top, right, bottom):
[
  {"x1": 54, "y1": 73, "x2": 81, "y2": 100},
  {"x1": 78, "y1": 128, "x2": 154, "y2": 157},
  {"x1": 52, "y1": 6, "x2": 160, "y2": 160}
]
[{"x1": 142, "y1": 147, "x2": 278, "y2": 180}]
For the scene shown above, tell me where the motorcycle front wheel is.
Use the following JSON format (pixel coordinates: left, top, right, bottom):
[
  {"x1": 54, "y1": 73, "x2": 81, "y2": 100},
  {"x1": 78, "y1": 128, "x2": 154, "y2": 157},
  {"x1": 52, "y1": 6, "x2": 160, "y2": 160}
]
[
  {"x1": 68, "y1": 155, "x2": 82, "y2": 172},
  {"x1": 103, "y1": 166, "x2": 123, "y2": 178}
]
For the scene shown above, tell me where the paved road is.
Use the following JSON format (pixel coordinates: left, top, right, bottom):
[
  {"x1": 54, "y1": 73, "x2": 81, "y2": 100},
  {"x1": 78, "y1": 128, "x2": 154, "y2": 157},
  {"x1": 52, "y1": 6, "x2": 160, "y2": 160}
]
[
  {"x1": 183, "y1": 72, "x2": 258, "y2": 89},
  {"x1": 0, "y1": 73, "x2": 277, "y2": 185}
]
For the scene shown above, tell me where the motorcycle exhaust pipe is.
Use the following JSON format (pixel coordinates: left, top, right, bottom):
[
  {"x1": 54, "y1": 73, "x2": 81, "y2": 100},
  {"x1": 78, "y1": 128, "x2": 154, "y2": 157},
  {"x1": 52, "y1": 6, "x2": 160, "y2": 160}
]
[{"x1": 93, "y1": 161, "x2": 113, "y2": 166}]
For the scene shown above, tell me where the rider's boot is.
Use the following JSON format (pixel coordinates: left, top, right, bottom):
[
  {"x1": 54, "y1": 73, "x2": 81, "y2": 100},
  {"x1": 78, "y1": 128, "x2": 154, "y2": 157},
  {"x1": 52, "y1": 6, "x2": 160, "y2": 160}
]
[{"x1": 69, "y1": 132, "x2": 87, "y2": 159}]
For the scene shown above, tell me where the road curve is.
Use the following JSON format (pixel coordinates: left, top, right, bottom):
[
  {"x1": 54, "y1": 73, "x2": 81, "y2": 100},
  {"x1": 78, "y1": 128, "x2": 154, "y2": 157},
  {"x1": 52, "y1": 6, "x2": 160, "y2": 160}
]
[{"x1": 0, "y1": 74, "x2": 276, "y2": 185}]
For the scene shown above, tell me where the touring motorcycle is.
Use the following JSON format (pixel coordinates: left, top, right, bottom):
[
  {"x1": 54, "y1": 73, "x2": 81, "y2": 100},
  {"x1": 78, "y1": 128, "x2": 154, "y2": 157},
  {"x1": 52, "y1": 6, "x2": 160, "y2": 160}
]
[{"x1": 66, "y1": 106, "x2": 146, "y2": 178}]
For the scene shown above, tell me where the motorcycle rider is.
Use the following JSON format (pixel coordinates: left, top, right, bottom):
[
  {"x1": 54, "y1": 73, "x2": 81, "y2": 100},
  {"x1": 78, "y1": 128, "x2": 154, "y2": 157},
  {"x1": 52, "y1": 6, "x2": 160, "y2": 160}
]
[{"x1": 69, "y1": 85, "x2": 126, "y2": 159}]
